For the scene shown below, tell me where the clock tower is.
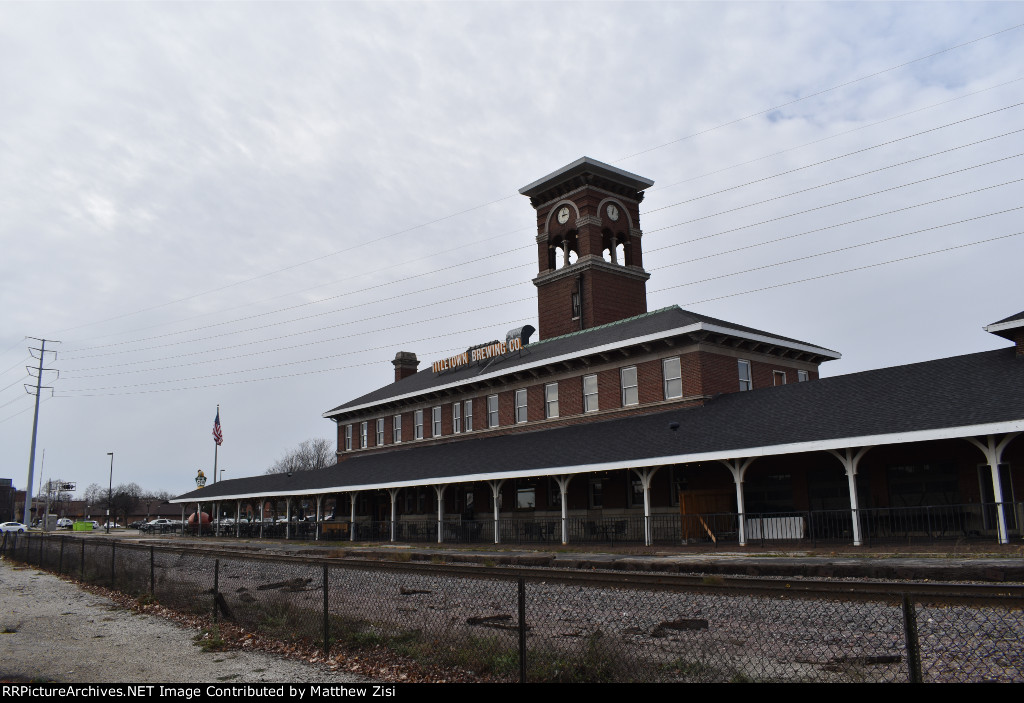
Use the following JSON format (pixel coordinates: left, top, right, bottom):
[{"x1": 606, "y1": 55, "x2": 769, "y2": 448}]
[{"x1": 519, "y1": 157, "x2": 654, "y2": 340}]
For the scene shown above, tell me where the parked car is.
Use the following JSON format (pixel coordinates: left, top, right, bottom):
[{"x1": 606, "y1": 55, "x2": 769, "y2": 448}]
[
  {"x1": 140, "y1": 519, "x2": 177, "y2": 532},
  {"x1": 90, "y1": 521, "x2": 100, "y2": 529},
  {"x1": 1, "y1": 522, "x2": 27, "y2": 533},
  {"x1": 128, "y1": 521, "x2": 145, "y2": 529},
  {"x1": 56, "y1": 518, "x2": 74, "y2": 529}
]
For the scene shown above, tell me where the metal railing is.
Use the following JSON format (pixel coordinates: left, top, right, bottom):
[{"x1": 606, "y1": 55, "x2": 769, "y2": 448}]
[
  {"x1": 154, "y1": 501, "x2": 1023, "y2": 547},
  {"x1": 3, "y1": 533, "x2": 1023, "y2": 683}
]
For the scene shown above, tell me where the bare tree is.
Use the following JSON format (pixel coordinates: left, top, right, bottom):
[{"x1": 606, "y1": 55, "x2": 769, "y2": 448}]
[{"x1": 266, "y1": 437, "x2": 336, "y2": 474}]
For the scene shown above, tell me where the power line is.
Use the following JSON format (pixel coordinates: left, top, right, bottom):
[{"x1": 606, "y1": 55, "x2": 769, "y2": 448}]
[
  {"x1": 650, "y1": 76, "x2": 1024, "y2": 195},
  {"x1": 59, "y1": 215, "x2": 1022, "y2": 395},
  {"x1": 643, "y1": 104, "x2": 1022, "y2": 216},
  {"x1": 61, "y1": 123, "x2": 1021, "y2": 358},
  {"x1": 651, "y1": 207, "x2": 1022, "y2": 293},
  {"x1": 45, "y1": 23, "x2": 1023, "y2": 340},
  {"x1": 648, "y1": 178, "x2": 1022, "y2": 266},
  {"x1": 669, "y1": 230, "x2": 1024, "y2": 308}
]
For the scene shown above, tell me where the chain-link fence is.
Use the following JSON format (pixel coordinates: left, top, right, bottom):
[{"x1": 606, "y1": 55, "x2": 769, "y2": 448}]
[{"x1": 3, "y1": 532, "x2": 1022, "y2": 682}]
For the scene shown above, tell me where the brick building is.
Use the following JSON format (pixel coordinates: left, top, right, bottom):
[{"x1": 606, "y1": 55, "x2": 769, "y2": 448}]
[{"x1": 172, "y1": 158, "x2": 1024, "y2": 547}]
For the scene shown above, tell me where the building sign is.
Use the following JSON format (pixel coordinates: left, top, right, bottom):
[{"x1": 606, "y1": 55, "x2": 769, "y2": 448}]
[{"x1": 432, "y1": 337, "x2": 523, "y2": 374}]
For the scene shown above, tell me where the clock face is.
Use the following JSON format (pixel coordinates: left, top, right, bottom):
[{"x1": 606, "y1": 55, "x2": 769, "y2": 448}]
[
  {"x1": 557, "y1": 206, "x2": 570, "y2": 225},
  {"x1": 606, "y1": 204, "x2": 619, "y2": 221}
]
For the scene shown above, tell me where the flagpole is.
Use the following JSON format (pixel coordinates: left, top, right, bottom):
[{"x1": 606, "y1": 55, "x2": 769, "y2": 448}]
[{"x1": 213, "y1": 404, "x2": 219, "y2": 484}]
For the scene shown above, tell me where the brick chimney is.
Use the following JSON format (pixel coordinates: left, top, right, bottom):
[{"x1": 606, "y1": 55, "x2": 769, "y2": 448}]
[{"x1": 392, "y1": 351, "x2": 420, "y2": 381}]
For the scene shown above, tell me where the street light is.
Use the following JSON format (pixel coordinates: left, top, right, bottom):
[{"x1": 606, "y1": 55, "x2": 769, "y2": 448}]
[{"x1": 106, "y1": 452, "x2": 114, "y2": 534}]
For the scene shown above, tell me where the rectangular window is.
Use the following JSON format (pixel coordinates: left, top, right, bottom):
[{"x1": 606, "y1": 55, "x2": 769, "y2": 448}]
[
  {"x1": 359, "y1": 421, "x2": 368, "y2": 449},
  {"x1": 738, "y1": 359, "x2": 753, "y2": 391},
  {"x1": 544, "y1": 382, "x2": 559, "y2": 419},
  {"x1": 773, "y1": 371, "x2": 786, "y2": 386},
  {"x1": 464, "y1": 400, "x2": 473, "y2": 432},
  {"x1": 629, "y1": 478, "x2": 644, "y2": 508},
  {"x1": 571, "y1": 291, "x2": 581, "y2": 319},
  {"x1": 516, "y1": 481, "x2": 536, "y2": 510},
  {"x1": 798, "y1": 370, "x2": 809, "y2": 382},
  {"x1": 663, "y1": 357, "x2": 682, "y2": 399},
  {"x1": 588, "y1": 478, "x2": 603, "y2": 509},
  {"x1": 487, "y1": 394, "x2": 499, "y2": 428},
  {"x1": 393, "y1": 414, "x2": 402, "y2": 444},
  {"x1": 414, "y1": 409, "x2": 423, "y2": 440},
  {"x1": 621, "y1": 366, "x2": 638, "y2": 406},
  {"x1": 344, "y1": 425, "x2": 352, "y2": 451},
  {"x1": 375, "y1": 418, "x2": 384, "y2": 446},
  {"x1": 515, "y1": 389, "x2": 528, "y2": 423},
  {"x1": 453, "y1": 403, "x2": 461, "y2": 434},
  {"x1": 548, "y1": 478, "x2": 563, "y2": 508},
  {"x1": 432, "y1": 406, "x2": 442, "y2": 437},
  {"x1": 583, "y1": 374, "x2": 598, "y2": 413}
]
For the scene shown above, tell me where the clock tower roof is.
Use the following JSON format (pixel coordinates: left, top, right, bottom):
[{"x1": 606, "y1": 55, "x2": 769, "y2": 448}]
[{"x1": 518, "y1": 156, "x2": 654, "y2": 206}]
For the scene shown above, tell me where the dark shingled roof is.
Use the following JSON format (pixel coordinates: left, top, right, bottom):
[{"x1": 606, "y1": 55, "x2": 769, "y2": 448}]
[
  {"x1": 175, "y1": 347, "x2": 1024, "y2": 502},
  {"x1": 990, "y1": 309, "x2": 1024, "y2": 326},
  {"x1": 323, "y1": 306, "x2": 839, "y2": 417}
]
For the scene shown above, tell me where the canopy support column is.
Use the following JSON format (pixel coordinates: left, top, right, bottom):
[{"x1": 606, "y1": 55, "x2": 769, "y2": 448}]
[
  {"x1": 827, "y1": 447, "x2": 872, "y2": 546},
  {"x1": 719, "y1": 458, "x2": 755, "y2": 547},
  {"x1": 488, "y1": 480, "x2": 506, "y2": 544},
  {"x1": 553, "y1": 475, "x2": 573, "y2": 545},
  {"x1": 631, "y1": 467, "x2": 660, "y2": 547},
  {"x1": 349, "y1": 492, "x2": 358, "y2": 542},
  {"x1": 434, "y1": 485, "x2": 447, "y2": 543},
  {"x1": 965, "y1": 433, "x2": 1020, "y2": 544},
  {"x1": 389, "y1": 488, "x2": 400, "y2": 543}
]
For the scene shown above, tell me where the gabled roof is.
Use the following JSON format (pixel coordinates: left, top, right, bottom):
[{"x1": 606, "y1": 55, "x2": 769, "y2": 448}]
[
  {"x1": 323, "y1": 306, "x2": 840, "y2": 419},
  {"x1": 176, "y1": 346, "x2": 1024, "y2": 503},
  {"x1": 986, "y1": 309, "x2": 1024, "y2": 340}
]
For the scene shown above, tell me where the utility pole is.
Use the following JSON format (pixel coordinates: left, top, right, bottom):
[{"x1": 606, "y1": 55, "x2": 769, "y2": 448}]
[{"x1": 23, "y1": 337, "x2": 59, "y2": 526}]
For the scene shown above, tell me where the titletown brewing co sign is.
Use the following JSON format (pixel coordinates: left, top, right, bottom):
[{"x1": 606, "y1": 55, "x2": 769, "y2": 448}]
[{"x1": 431, "y1": 337, "x2": 523, "y2": 374}]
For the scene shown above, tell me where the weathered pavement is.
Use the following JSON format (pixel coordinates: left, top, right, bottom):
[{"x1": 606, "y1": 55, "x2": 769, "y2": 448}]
[{"x1": 0, "y1": 559, "x2": 371, "y2": 684}]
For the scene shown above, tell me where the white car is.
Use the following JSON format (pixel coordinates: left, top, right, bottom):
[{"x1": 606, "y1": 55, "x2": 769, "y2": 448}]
[
  {"x1": 56, "y1": 518, "x2": 74, "y2": 529},
  {"x1": 1, "y1": 522, "x2": 27, "y2": 533}
]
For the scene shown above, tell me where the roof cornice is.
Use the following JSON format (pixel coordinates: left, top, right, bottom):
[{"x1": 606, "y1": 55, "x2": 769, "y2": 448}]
[{"x1": 322, "y1": 318, "x2": 841, "y2": 419}]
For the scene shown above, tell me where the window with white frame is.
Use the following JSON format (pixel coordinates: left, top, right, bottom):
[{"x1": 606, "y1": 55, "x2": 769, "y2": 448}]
[
  {"x1": 663, "y1": 357, "x2": 682, "y2": 399},
  {"x1": 453, "y1": 403, "x2": 461, "y2": 434},
  {"x1": 583, "y1": 374, "x2": 598, "y2": 413},
  {"x1": 344, "y1": 425, "x2": 352, "y2": 451},
  {"x1": 738, "y1": 359, "x2": 753, "y2": 391},
  {"x1": 798, "y1": 370, "x2": 809, "y2": 382},
  {"x1": 431, "y1": 406, "x2": 442, "y2": 437},
  {"x1": 487, "y1": 394, "x2": 499, "y2": 428},
  {"x1": 464, "y1": 400, "x2": 473, "y2": 432},
  {"x1": 375, "y1": 418, "x2": 384, "y2": 446},
  {"x1": 515, "y1": 389, "x2": 528, "y2": 423},
  {"x1": 359, "y1": 421, "x2": 368, "y2": 449},
  {"x1": 621, "y1": 366, "x2": 638, "y2": 406},
  {"x1": 414, "y1": 409, "x2": 423, "y2": 440},
  {"x1": 545, "y1": 382, "x2": 559, "y2": 419},
  {"x1": 773, "y1": 370, "x2": 786, "y2": 386},
  {"x1": 393, "y1": 414, "x2": 402, "y2": 443}
]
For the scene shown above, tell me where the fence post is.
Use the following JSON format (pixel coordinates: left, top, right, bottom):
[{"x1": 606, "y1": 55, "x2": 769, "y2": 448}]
[
  {"x1": 39, "y1": 533, "x2": 44, "y2": 566},
  {"x1": 150, "y1": 546, "x2": 155, "y2": 596},
  {"x1": 518, "y1": 577, "x2": 527, "y2": 684},
  {"x1": 901, "y1": 594, "x2": 922, "y2": 683},
  {"x1": 323, "y1": 564, "x2": 330, "y2": 655},
  {"x1": 80, "y1": 539, "x2": 85, "y2": 580},
  {"x1": 110, "y1": 542, "x2": 116, "y2": 586},
  {"x1": 213, "y1": 559, "x2": 220, "y2": 623},
  {"x1": 59, "y1": 537, "x2": 64, "y2": 575}
]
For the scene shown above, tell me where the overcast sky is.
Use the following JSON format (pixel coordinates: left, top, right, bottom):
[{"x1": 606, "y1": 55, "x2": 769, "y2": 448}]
[{"x1": 1, "y1": 2, "x2": 1021, "y2": 502}]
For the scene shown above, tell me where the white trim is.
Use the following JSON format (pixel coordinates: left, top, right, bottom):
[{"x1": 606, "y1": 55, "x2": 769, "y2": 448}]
[
  {"x1": 985, "y1": 318, "x2": 1024, "y2": 333},
  {"x1": 171, "y1": 419, "x2": 1024, "y2": 504},
  {"x1": 323, "y1": 319, "x2": 841, "y2": 418}
]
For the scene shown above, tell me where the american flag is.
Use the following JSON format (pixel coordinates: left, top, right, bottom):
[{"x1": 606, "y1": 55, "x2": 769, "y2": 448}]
[{"x1": 213, "y1": 410, "x2": 223, "y2": 446}]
